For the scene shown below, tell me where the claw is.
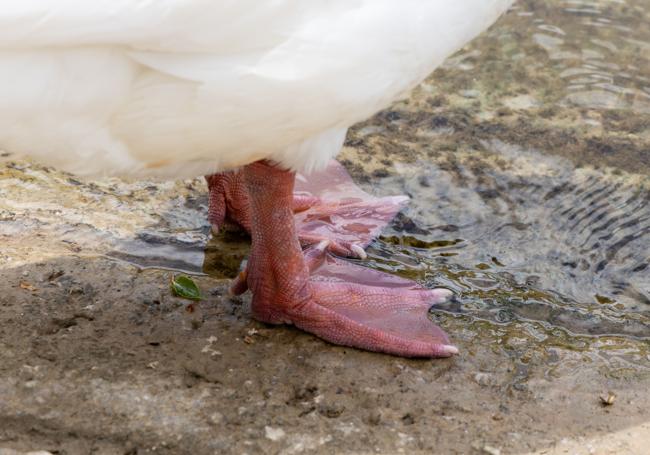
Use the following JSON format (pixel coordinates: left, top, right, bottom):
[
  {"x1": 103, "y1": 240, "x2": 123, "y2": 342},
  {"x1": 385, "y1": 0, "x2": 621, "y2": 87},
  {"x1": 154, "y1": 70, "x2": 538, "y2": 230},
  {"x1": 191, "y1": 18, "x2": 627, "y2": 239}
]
[
  {"x1": 433, "y1": 288, "x2": 453, "y2": 302},
  {"x1": 315, "y1": 239, "x2": 330, "y2": 252},
  {"x1": 350, "y1": 243, "x2": 368, "y2": 260},
  {"x1": 442, "y1": 345, "x2": 459, "y2": 356},
  {"x1": 230, "y1": 270, "x2": 248, "y2": 296}
]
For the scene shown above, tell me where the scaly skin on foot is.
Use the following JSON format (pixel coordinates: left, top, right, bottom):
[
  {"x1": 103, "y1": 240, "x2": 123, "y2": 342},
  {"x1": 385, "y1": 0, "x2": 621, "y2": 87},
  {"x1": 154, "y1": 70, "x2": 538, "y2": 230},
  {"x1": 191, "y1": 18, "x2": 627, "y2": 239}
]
[{"x1": 226, "y1": 160, "x2": 457, "y2": 358}]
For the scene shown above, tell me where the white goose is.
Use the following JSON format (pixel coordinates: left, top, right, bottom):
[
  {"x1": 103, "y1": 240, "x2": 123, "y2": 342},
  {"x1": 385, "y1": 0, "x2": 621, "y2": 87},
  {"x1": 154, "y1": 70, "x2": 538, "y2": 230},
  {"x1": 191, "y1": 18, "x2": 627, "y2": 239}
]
[{"x1": 0, "y1": 0, "x2": 514, "y2": 357}]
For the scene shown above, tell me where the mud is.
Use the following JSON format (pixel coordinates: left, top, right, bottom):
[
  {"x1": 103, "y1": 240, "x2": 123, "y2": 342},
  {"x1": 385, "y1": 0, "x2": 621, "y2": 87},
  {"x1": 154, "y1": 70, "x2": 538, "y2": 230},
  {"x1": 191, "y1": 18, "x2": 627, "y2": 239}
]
[
  {"x1": 1, "y1": 240, "x2": 648, "y2": 455},
  {"x1": 1, "y1": 0, "x2": 650, "y2": 454}
]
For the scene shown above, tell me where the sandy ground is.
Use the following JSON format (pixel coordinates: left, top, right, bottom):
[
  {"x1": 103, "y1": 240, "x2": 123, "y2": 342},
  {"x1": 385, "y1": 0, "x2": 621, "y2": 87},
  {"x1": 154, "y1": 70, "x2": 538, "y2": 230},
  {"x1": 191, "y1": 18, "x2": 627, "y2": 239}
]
[
  {"x1": 527, "y1": 423, "x2": 650, "y2": 455},
  {"x1": 0, "y1": 254, "x2": 648, "y2": 455}
]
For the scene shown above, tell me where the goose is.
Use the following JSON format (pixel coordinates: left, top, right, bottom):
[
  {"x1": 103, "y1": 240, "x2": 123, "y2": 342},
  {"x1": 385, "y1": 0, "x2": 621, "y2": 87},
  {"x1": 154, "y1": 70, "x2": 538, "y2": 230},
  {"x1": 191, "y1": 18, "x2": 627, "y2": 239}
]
[{"x1": 0, "y1": 0, "x2": 514, "y2": 357}]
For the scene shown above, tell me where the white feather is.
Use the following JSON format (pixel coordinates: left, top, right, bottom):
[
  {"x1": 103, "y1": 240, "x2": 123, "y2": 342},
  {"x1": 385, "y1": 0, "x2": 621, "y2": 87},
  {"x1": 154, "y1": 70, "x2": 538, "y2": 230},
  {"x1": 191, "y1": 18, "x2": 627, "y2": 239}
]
[{"x1": 0, "y1": 0, "x2": 513, "y2": 179}]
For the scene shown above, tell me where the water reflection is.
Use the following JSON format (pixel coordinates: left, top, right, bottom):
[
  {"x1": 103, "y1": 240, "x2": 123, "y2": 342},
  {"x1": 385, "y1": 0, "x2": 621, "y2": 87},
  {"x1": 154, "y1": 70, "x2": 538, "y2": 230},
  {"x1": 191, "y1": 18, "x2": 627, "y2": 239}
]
[
  {"x1": 339, "y1": 0, "x2": 650, "y2": 354},
  {"x1": 359, "y1": 141, "x2": 649, "y2": 341},
  {"x1": 527, "y1": 0, "x2": 650, "y2": 114}
]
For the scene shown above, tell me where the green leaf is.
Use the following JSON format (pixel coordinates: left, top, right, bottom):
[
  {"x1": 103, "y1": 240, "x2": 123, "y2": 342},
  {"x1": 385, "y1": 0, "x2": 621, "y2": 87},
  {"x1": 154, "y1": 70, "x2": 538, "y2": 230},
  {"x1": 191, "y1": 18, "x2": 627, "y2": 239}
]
[{"x1": 171, "y1": 275, "x2": 202, "y2": 301}]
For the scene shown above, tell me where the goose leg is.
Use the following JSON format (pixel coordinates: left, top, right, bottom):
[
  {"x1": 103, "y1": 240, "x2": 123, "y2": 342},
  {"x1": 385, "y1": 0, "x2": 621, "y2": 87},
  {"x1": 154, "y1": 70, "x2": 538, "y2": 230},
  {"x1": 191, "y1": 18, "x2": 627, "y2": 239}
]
[
  {"x1": 206, "y1": 171, "x2": 319, "y2": 234},
  {"x1": 234, "y1": 160, "x2": 457, "y2": 358}
]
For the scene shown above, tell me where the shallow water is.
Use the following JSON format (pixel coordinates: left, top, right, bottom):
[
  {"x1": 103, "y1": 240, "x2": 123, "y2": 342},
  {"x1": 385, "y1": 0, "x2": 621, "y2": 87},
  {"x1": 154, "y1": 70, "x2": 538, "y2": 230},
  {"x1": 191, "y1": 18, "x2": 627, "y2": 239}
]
[{"x1": 339, "y1": 0, "x2": 650, "y2": 370}]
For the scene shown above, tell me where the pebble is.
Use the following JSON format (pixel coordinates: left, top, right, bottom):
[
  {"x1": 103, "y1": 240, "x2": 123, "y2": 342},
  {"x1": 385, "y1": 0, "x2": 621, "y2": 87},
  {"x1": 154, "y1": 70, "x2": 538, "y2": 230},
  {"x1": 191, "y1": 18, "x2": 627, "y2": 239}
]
[
  {"x1": 264, "y1": 426, "x2": 286, "y2": 442},
  {"x1": 474, "y1": 372, "x2": 495, "y2": 387}
]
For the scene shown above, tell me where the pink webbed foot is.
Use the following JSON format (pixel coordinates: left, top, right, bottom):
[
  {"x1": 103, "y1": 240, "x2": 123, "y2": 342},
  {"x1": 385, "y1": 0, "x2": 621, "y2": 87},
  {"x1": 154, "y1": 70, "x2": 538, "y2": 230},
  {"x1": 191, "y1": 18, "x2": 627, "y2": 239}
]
[
  {"x1": 235, "y1": 242, "x2": 456, "y2": 357},
  {"x1": 205, "y1": 161, "x2": 408, "y2": 259},
  {"x1": 293, "y1": 161, "x2": 408, "y2": 258},
  {"x1": 234, "y1": 160, "x2": 457, "y2": 358}
]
